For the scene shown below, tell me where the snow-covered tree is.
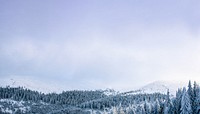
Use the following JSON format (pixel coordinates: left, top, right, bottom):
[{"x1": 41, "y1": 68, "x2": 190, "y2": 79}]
[
  {"x1": 119, "y1": 107, "x2": 125, "y2": 114},
  {"x1": 126, "y1": 105, "x2": 136, "y2": 114},
  {"x1": 187, "y1": 80, "x2": 194, "y2": 114},
  {"x1": 193, "y1": 81, "x2": 199, "y2": 113},
  {"x1": 164, "y1": 89, "x2": 174, "y2": 114},
  {"x1": 154, "y1": 99, "x2": 160, "y2": 114},
  {"x1": 111, "y1": 106, "x2": 118, "y2": 114},
  {"x1": 127, "y1": 109, "x2": 136, "y2": 114},
  {"x1": 144, "y1": 101, "x2": 151, "y2": 114},
  {"x1": 136, "y1": 105, "x2": 145, "y2": 114},
  {"x1": 181, "y1": 87, "x2": 192, "y2": 114},
  {"x1": 195, "y1": 87, "x2": 200, "y2": 114},
  {"x1": 174, "y1": 89, "x2": 182, "y2": 114}
]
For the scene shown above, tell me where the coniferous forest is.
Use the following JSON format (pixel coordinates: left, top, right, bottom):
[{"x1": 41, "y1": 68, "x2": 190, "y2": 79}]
[{"x1": 0, "y1": 81, "x2": 199, "y2": 114}]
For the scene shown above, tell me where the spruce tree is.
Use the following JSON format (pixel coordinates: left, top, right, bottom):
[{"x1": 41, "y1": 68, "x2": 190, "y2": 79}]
[
  {"x1": 174, "y1": 89, "x2": 182, "y2": 114},
  {"x1": 187, "y1": 80, "x2": 194, "y2": 114},
  {"x1": 181, "y1": 87, "x2": 192, "y2": 114},
  {"x1": 193, "y1": 81, "x2": 199, "y2": 113},
  {"x1": 154, "y1": 99, "x2": 160, "y2": 114},
  {"x1": 195, "y1": 88, "x2": 200, "y2": 114}
]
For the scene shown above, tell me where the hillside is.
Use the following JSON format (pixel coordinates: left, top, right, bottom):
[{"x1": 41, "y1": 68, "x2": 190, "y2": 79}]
[{"x1": 122, "y1": 80, "x2": 187, "y2": 96}]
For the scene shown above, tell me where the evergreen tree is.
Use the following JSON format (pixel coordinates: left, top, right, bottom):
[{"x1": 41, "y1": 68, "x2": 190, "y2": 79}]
[
  {"x1": 193, "y1": 81, "x2": 199, "y2": 113},
  {"x1": 181, "y1": 87, "x2": 192, "y2": 114},
  {"x1": 112, "y1": 106, "x2": 118, "y2": 114},
  {"x1": 174, "y1": 89, "x2": 182, "y2": 114},
  {"x1": 154, "y1": 99, "x2": 160, "y2": 114},
  {"x1": 187, "y1": 80, "x2": 194, "y2": 114},
  {"x1": 196, "y1": 88, "x2": 200, "y2": 114},
  {"x1": 144, "y1": 100, "x2": 151, "y2": 114},
  {"x1": 136, "y1": 105, "x2": 146, "y2": 114},
  {"x1": 164, "y1": 89, "x2": 174, "y2": 114},
  {"x1": 119, "y1": 107, "x2": 125, "y2": 114}
]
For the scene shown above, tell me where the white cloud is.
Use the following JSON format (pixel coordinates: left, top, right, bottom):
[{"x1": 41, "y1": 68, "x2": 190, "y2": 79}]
[{"x1": 1, "y1": 25, "x2": 200, "y2": 90}]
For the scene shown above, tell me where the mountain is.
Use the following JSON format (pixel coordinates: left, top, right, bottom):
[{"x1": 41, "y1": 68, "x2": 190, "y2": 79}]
[
  {"x1": 0, "y1": 76, "x2": 188, "y2": 96},
  {"x1": 122, "y1": 80, "x2": 188, "y2": 96},
  {"x1": 0, "y1": 76, "x2": 65, "y2": 93},
  {"x1": 0, "y1": 79, "x2": 197, "y2": 113}
]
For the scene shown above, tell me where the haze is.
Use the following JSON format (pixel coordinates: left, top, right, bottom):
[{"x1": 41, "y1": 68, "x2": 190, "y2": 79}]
[{"x1": 0, "y1": 0, "x2": 200, "y2": 91}]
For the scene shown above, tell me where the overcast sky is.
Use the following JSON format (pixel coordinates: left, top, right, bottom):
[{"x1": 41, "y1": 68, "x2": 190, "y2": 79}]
[{"x1": 0, "y1": 0, "x2": 200, "y2": 91}]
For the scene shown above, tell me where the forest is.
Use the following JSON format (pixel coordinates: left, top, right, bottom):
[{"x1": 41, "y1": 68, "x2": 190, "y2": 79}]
[{"x1": 0, "y1": 81, "x2": 199, "y2": 114}]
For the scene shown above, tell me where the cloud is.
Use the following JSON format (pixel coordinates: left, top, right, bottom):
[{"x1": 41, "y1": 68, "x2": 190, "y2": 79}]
[{"x1": 1, "y1": 24, "x2": 200, "y2": 91}]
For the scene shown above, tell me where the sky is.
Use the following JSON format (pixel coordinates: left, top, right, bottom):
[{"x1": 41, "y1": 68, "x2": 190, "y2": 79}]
[{"x1": 0, "y1": 0, "x2": 200, "y2": 91}]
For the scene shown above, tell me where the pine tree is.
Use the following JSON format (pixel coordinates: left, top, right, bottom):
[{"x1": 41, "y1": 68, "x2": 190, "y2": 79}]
[
  {"x1": 126, "y1": 105, "x2": 136, "y2": 114},
  {"x1": 193, "y1": 81, "x2": 199, "y2": 113},
  {"x1": 187, "y1": 80, "x2": 194, "y2": 114},
  {"x1": 181, "y1": 87, "x2": 192, "y2": 114},
  {"x1": 174, "y1": 89, "x2": 182, "y2": 114},
  {"x1": 154, "y1": 99, "x2": 160, "y2": 114},
  {"x1": 164, "y1": 89, "x2": 174, "y2": 114},
  {"x1": 112, "y1": 106, "x2": 118, "y2": 114},
  {"x1": 196, "y1": 87, "x2": 200, "y2": 114},
  {"x1": 166, "y1": 89, "x2": 170, "y2": 105},
  {"x1": 119, "y1": 107, "x2": 125, "y2": 114},
  {"x1": 136, "y1": 105, "x2": 145, "y2": 114},
  {"x1": 144, "y1": 101, "x2": 151, "y2": 114}
]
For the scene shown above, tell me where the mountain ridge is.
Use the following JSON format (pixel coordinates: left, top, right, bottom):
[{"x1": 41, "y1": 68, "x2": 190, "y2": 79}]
[
  {"x1": 0, "y1": 76, "x2": 188, "y2": 96},
  {"x1": 122, "y1": 80, "x2": 188, "y2": 96}
]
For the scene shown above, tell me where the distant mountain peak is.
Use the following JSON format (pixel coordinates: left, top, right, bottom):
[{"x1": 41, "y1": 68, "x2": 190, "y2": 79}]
[
  {"x1": 0, "y1": 76, "x2": 189, "y2": 96},
  {"x1": 0, "y1": 76, "x2": 65, "y2": 93},
  {"x1": 122, "y1": 80, "x2": 187, "y2": 96}
]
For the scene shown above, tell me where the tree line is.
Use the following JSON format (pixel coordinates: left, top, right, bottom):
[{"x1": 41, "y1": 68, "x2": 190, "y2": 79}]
[{"x1": 0, "y1": 81, "x2": 200, "y2": 114}]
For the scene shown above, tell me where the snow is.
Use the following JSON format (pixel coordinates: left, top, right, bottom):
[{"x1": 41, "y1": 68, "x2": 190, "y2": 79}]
[
  {"x1": 103, "y1": 88, "x2": 119, "y2": 96},
  {"x1": 2, "y1": 108, "x2": 13, "y2": 114},
  {"x1": 0, "y1": 99, "x2": 24, "y2": 107},
  {"x1": 0, "y1": 99, "x2": 30, "y2": 113},
  {"x1": 0, "y1": 75, "x2": 190, "y2": 96},
  {"x1": 123, "y1": 80, "x2": 188, "y2": 96},
  {"x1": 19, "y1": 106, "x2": 30, "y2": 113},
  {"x1": 0, "y1": 75, "x2": 66, "y2": 93}
]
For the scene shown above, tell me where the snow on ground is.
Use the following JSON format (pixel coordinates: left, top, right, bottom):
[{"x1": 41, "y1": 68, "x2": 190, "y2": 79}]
[
  {"x1": 1, "y1": 108, "x2": 13, "y2": 114},
  {"x1": 0, "y1": 99, "x2": 30, "y2": 113},
  {"x1": 0, "y1": 99, "x2": 24, "y2": 107}
]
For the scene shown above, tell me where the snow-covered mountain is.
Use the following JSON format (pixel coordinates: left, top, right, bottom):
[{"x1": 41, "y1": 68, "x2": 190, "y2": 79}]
[
  {"x1": 122, "y1": 81, "x2": 188, "y2": 96},
  {"x1": 0, "y1": 76, "x2": 189, "y2": 96},
  {"x1": 0, "y1": 76, "x2": 65, "y2": 93},
  {"x1": 0, "y1": 78, "x2": 197, "y2": 113}
]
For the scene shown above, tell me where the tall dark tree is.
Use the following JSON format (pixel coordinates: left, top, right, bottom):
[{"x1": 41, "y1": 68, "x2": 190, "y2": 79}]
[
  {"x1": 193, "y1": 81, "x2": 199, "y2": 113},
  {"x1": 196, "y1": 88, "x2": 200, "y2": 114},
  {"x1": 164, "y1": 89, "x2": 174, "y2": 114},
  {"x1": 181, "y1": 87, "x2": 192, "y2": 114},
  {"x1": 174, "y1": 89, "x2": 182, "y2": 114},
  {"x1": 187, "y1": 80, "x2": 194, "y2": 114},
  {"x1": 154, "y1": 99, "x2": 161, "y2": 114}
]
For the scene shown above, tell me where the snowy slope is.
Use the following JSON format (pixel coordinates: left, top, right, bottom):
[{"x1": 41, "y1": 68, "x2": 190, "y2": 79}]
[
  {"x1": 0, "y1": 76, "x2": 120, "y2": 95},
  {"x1": 102, "y1": 88, "x2": 119, "y2": 96},
  {"x1": 0, "y1": 76, "x2": 65, "y2": 93},
  {"x1": 0, "y1": 76, "x2": 189, "y2": 96},
  {"x1": 0, "y1": 99, "x2": 30, "y2": 113},
  {"x1": 123, "y1": 81, "x2": 188, "y2": 96}
]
